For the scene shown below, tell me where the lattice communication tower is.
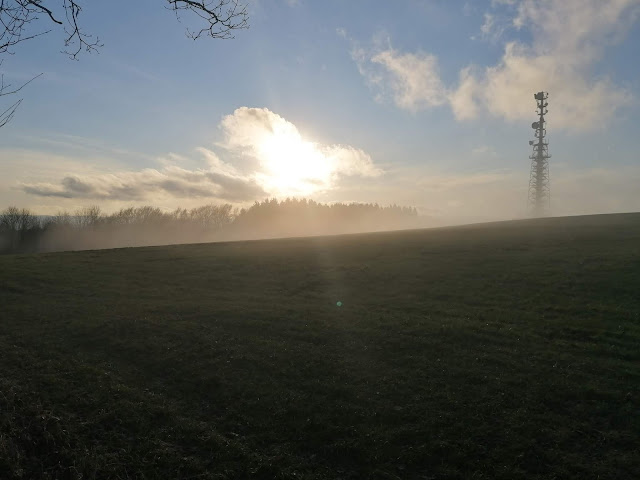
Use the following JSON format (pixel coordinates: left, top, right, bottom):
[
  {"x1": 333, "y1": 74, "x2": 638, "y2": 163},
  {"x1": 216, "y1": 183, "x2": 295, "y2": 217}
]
[{"x1": 528, "y1": 91, "x2": 551, "y2": 216}]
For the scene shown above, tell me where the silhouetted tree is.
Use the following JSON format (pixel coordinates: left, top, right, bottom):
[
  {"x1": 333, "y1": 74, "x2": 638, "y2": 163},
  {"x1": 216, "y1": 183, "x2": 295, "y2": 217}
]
[
  {"x1": 53, "y1": 210, "x2": 73, "y2": 227},
  {"x1": 73, "y1": 205, "x2": 102, "y2": 229},
  {"x1": 231, "y1": 198, "x2": 419, "y2": 240},
  {"x1": 188, "y1": 204, "x2": 234, "y2": 230},
  {"x1": 0, "y1": 206, "x2": 38, "y2": 251}
]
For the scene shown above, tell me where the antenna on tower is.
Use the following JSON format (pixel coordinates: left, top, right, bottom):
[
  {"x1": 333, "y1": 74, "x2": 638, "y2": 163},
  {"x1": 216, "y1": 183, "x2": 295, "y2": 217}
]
[{"x1": 528, "y1": 91, "x2": 551, "y2": 217}]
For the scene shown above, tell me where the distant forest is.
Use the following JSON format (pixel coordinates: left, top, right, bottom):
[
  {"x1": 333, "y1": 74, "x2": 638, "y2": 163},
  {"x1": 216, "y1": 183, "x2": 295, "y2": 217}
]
[{"x1": 0, "y1": 198, "x2": 420, "y2": 254}]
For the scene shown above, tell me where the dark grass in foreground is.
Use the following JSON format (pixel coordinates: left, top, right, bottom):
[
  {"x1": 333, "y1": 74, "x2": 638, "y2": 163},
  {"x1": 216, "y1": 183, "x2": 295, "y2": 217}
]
[{"x1": 1, "y1": 213, "x2": 639, "y2": 479}]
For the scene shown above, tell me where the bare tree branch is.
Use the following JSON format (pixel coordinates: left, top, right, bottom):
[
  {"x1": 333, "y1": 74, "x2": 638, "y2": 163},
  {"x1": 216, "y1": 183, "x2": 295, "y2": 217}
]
[
  {"x1": 25, "y1": 0, "x2": 62, "y2": 25},
  {"x1": 0, "y1": 0, "x2": 102, "y2": 58},
  {"x1": 0, "y1": 0, "x2": 248, "y2": 128},
  {"x1": 0, "y1": 97, "x2": 20, "y2": 127},
  {"x1": 167, "y1": 0, "x2": 248, "y2": 40},
  {"x1": 59, "y1": 0, "x2": 101, "y2": 59},
  {"x1": 0, "y1": 58, "x2": 41, "y2": 126},
  {"x1": 0, "y1": 67, "x2": 42, "y2": 96}
]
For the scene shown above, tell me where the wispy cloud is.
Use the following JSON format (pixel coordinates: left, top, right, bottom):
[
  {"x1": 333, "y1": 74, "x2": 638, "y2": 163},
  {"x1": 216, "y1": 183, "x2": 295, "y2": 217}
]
[
  {"x1": 370, "y1": 49, "x2": 447, "y2": 111},
  {"x1": 479, "y1": 11, "x2": 511, "y2": 42},
  {"x1": 480, "y1": 13, "x2": 495, "y2": 38},
  {"x1": 350, "y1": 37, "x2": 447, "y2": 112},
  {"x1": 472, "y1": 145, "x2": 498, "y2": 157},
  {"x1": 448, "y1": 66, "x2": 480, "y2": 120}
]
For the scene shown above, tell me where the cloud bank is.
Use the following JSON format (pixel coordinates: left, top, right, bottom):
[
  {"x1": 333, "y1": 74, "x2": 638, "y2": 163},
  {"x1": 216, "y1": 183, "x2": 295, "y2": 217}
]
[
  {"x1": 20, "y1": 107, "x2": 381, "y2": 204},
  {"x1": 21, "y1": 160, "x2": 265, "y2": 203},
  {"x1": 353, "y1": 0, "x2": 639, "y2": 130}
]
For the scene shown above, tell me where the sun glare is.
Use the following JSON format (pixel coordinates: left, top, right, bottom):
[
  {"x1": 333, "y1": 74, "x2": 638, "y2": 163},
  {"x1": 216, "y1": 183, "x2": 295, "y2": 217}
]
[{"x1": 256, "y1": 129, "x2": 333, "y2": 196}]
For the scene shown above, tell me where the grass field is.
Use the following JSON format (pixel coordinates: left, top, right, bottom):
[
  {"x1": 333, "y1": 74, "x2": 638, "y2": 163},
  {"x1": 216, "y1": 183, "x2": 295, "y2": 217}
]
[{"x1": 1, "y1": 213, "x2": 639, "y2": 479}]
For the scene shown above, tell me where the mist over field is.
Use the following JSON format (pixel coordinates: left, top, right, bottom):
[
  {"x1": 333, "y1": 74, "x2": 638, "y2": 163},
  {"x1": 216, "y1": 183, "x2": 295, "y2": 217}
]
[{"x1": 0, "y1": 198, "x2": 422, "y2": 254}]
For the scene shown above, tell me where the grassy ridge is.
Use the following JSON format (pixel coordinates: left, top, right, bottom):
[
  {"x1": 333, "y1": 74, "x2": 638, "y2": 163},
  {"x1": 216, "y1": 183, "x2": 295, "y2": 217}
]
[{"x1": 1, "y1": 213, "x2": 639, "y2": 479}]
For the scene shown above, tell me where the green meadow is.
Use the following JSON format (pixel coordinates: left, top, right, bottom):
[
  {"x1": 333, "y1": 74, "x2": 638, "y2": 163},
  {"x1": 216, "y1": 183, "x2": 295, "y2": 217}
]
[{"x1": 1, "y1": 213, "x2": 639, "y2": 479}]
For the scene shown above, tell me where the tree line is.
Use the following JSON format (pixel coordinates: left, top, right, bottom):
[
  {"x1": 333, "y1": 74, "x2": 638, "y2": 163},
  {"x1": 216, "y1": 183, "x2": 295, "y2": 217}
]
[{"x1": 0, "y1": 198, "x2": 420, "y2": 254}]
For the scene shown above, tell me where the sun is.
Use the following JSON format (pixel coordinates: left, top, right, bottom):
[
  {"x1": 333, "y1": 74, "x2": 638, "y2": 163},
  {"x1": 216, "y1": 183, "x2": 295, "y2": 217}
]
[{"x1": 256, "y1": 128, "x2": 333, "y2": 196}]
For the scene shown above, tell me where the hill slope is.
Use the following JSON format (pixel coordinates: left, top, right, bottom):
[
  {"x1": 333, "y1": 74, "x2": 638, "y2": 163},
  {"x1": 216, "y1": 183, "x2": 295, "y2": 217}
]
[{"x1": 1, "y1": 213, "x2": 639, "y2": 479}]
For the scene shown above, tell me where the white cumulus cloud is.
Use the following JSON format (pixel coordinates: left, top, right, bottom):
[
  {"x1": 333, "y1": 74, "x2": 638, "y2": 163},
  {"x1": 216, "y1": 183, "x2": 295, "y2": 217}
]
[
  {"x1": 218, "y1": 107, "x2": 382, "y2": 195},
  {"x1": 474, "y1": 0, "x2": 639, "y2": 130},
  {"x1": 353, "y1": 0, "x2": 639, "y2": 131}
]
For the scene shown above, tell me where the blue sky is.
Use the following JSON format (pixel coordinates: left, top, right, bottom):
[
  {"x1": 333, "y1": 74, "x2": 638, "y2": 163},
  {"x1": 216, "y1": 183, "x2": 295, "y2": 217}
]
[{"x1": 1, "y1": 0, "x2": 639, "y2": 223}]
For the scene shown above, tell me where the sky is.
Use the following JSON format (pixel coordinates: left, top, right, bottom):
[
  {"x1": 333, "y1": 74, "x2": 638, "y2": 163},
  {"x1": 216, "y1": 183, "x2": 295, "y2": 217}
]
[{"x1": 1, "y1": 0, "x2": 639, "y2": 224}]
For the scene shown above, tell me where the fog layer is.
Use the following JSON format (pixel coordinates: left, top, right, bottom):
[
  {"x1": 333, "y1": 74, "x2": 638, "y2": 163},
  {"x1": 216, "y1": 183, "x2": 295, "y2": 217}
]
[{"x1": 0, "y1": 198, "x2": 422, "y2": 254}]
